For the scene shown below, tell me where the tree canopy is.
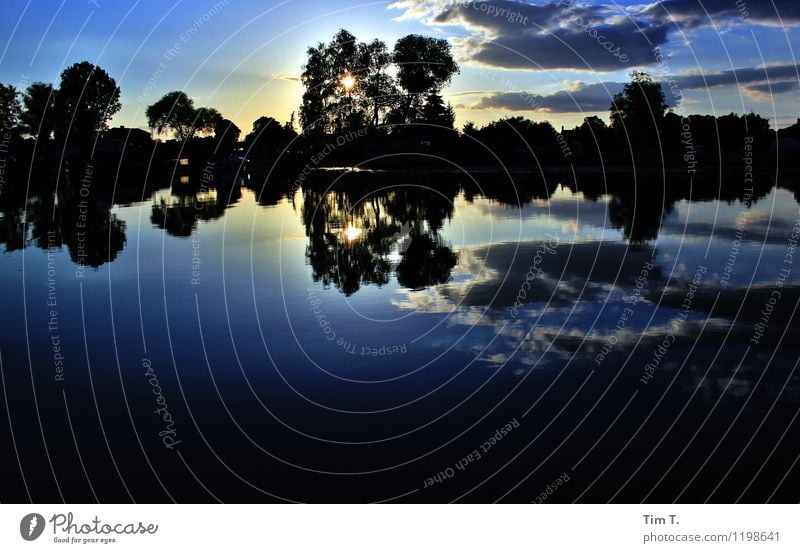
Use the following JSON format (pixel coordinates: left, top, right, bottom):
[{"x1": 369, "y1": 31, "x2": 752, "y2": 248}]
[
  {"x1": 55, "y1": 61, "x2": 121, "y2": 148},
  {"x1": 609, "y1": 71, "x2": 667, "y2": 146},
  {"x1": 0, "y1": 83, "x2": 21, "y2": 130},
  {"x1": 299, "y1": 29, "x2": 458, "y2": 133},
  {"x1": 20, "y1": 82, "x2": 56, "y2": 141},
  {"x1": 146, "y1": 91, "x2": 220, "y2": 140}
]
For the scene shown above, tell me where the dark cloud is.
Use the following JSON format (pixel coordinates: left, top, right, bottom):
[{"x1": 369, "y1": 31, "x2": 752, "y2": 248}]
[
  {"x1": 744, "y1": 81, "x2": 799, "y2": 94},
  {"x1": 391, "y1": 1, "x2": 800, "y2": 72},
  {"x1": 470, "y1": 63, "x2": 799, "y2": 113},
  {"x1": 673, "y1": 63, "x2": 800, "y2": 90},
  {"x1": 475, "y1": 81, "x2": 623, "y2": 112},
  {"x1": 643, "y1": 0, "x2": 800, "y2": 28},
  {"x1": 395, "y1": 0, "x2": 670, "y2": 71}
]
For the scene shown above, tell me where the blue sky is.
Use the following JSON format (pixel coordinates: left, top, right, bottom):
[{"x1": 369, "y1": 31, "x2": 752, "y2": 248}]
[{"x1": 1, "y1": 0, "x2": 798, "y2": 133}]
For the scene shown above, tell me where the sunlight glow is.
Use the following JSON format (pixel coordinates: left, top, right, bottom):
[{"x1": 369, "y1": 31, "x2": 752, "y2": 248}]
[
  {"x1": 341, "y1": 73, "x2": 356, "y2": 91},
  {"x1": 345, "y1": 225, "x2": 362, "y2": 241}
]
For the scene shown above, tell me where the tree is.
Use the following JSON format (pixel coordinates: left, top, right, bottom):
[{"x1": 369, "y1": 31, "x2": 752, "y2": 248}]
[
  {"x1": 299, "y1": 42, "x2": 329, "y2": 133},
  {"x1": 300, "y1": 30, "x2": 364, "y2": 134},
  {"x1": 476, "y1": 117, "x2": 556, "y2": 150},
  {"x1": 0, "y1": 83, "x2": 21, "y2": 130},
  {"x1": 609, "y1": 71, "x2": 667, "y2": 147},
  {"x1": 393, "y1": 35, "x2": 459, "y2": 95},
  {"x1": 244, "y1": 116, "x2": 297, "y2": 158},
  {"x1": 359, "y1": 39, "x2": 397, "y2": 127},
  {"x1": 146, "y1": 91, "x2": 217, "y2": 140},
  {"x1": 392, "y1": 35, "x2": 458, "y2": 124},
  {"x1": 54, "y1": 61, "x2": 121, "y2": 150},
  {"x1": 20, "y1": 82, "x2": 56, "y2": 141},
  {"x1": 300, "y1": 30, "x2": 393, "y2": 134},
  {"x1": 579, "y1": 115, "x2": 613, "y2": 158},
  {"x1": 420, "y1": 94, "x2": 455, "y2": 128},
  {"x1": 214, "y1": 118, "x2": 241, "y2": 157}
]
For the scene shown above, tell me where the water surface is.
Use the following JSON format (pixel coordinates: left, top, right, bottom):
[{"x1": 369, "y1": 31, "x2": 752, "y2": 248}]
[{"x1": 1, "y1": 168, "x2": 798, "y2": 502}]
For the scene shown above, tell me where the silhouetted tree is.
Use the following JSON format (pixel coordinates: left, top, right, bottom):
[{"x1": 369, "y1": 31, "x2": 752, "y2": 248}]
[
  {"x1": 54, "y1": 61, "x2": 121, "y2": 152},
  {"x1": 147, "y1": 91, "x2": 195, "y2": 140},
  {"x1": 609, "y1": 71, "x2": 666, "y2": 149},
  {"x1": 197, "y1": 106, "x2": 222, "y2": 132},
  {"x1": 420, "y1": 94, "x2": 455, "y2": 128},
  {"x1": 146, "y1": 91, "x2": 217, "y2": 141},
  {"x1": 299, "y1": 42, "x2": 328, "y2": 133},
  {"x1": 392, "y1": 35, "x2": 458, "y2": 124},
  {"x1": 472, "y1": 116, "x2": 557, "y2": 161},
  {"x1": 21, "y1": 82, "x2": 56, "y2": 141},
  {"x1": 300, "y1": 31, "x2": 457, "y2": 133},
  {"x1": 244, "y1": 116, "x2": 297, "y2": 158},
  {"x1": 0, "y1": 83, "x2": 21, "y2": 129},
  {"x1": 300, "y1": 30, "x2": 398, "y2": 134},
  {"x1": 361, "y1": 40, "x2": 397, "y2": 127},
  {"x1": 578, "y1": 115, "x2": 613, "y2": 160},
  {"x1": 214, "y1": 118, "x2": 241, "y2": 157}
]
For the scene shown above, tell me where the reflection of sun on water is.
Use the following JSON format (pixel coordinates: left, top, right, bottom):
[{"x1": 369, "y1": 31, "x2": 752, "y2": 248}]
[{"x1": 345, "y1": 225, "x2": 362, "y2": 242}]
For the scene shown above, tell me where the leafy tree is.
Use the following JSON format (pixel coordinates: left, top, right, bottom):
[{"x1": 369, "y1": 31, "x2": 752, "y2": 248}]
[
  {"x1": 299, "y1": 42, "x2": 329, "y2": 133},
  {"x1": 392, "y1": 35, "x2": 458, "y2": 124},
  {"x1": 196, "y1": 107, "x2": 222, "y2": 133},
  {"x1": 579, "y1": 115, "x2": 613, "y2": 158},
  {"x1": 359, "y1": 40, "x2": 397, "y2": 127},
  {"x1": 146, "y1": 91, "x2": 217, "y2": 140},
  {"x1": 476, "y1": 117, "x2": 556, "y2": 149},
  {"x1": 54, "y1": 61, "x2": 121, "y2": 150},
  {"x1": 0, "y1": 83, "x2": 21, "y2": 129},
  {"x1": 214, "y1": 118, "x2": 241, "y2": 157},
  {"x1": 300, "y1": 30, "x2": 469, "y2": 133},
  {"x1": 300, "y1": 30, "x2": 394, "y2": 133},
  {"x1": 609, "y1": 71, "x2": 666, "y2": 147},
  {"x1": 393, "y1": 35, "x2": 459, "y2": 95},
  {"x1": 420, "y1": 94, "x2": 455, "y2": 128},
  {"x1": 21, "y1": 82, "x2": 56, "y2": 141},
  {"x1": 244, "y1": 116, "x2": 297, "y2": 158}
]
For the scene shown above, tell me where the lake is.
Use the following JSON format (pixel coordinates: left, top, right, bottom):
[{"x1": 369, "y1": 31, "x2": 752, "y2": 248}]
[{"x1": 1, "y1": 166, "x2": 799, "y2": 502}]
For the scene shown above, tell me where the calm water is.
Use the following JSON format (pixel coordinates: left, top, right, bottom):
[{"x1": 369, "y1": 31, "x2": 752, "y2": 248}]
[{"x1": 1, "y1": 168, "x2": 799, "y2": 502}]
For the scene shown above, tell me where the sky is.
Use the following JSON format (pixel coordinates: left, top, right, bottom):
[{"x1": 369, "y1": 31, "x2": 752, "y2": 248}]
[{"x1": 1, "y1": 0, "x2": 798, "y2": 134}]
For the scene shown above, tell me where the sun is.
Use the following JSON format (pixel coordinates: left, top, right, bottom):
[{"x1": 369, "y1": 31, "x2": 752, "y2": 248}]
[{"x1": 341, "y1": 73, "x2": 356, "y2": 91}]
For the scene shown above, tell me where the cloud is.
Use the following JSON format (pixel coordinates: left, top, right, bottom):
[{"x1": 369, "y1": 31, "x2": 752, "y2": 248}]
[
  {"x1": 469, "y1": 63, "x2": 800, "y2": 113},
  {"x1": 643, "y1": 0, "x2": 800, "y2": 28},
  {"x1": 391, "y1": 0, "x2": 671, "y2": 71},
  {"x1": 671, "y1": 63, "x2": 800, "y2": 102},
  {"x1": 390, "y1": 1, "x2": 800, "y2": 72},
  {"x1": 742, "y1": 80, "x2": 800, "y2": 101},
  {"x1": 672, "y1": 63, "x2": 800, "y2": 90},
  {"x1": 269, "y1": 73, "x2": 301, "y2": 83},
  {"x1": 474, "y1": 81, "x2": 624, "y2": 112}
]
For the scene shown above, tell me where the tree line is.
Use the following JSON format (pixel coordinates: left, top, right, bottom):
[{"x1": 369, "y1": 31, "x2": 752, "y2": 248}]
[{"x1": 0, "y1": 29, "x2": 785, "y2": 174}]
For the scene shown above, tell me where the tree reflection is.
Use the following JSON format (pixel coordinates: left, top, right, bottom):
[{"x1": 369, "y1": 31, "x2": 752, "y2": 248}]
[
  {"x1": 61, "y1": 197, "x2": 126, "y2": 268},
  {"x1": 301, "y1": 178, "x2": 458, "y2": 295},
  {"x1": 0, "y1": 182, "x2": 126, "y2": 268},
  {"x1": 608, "y1": 191, "x2": 672, "y2": 245},
  {"x1": 150, "y1": 182, "x2": 241, "y2": 237}
]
